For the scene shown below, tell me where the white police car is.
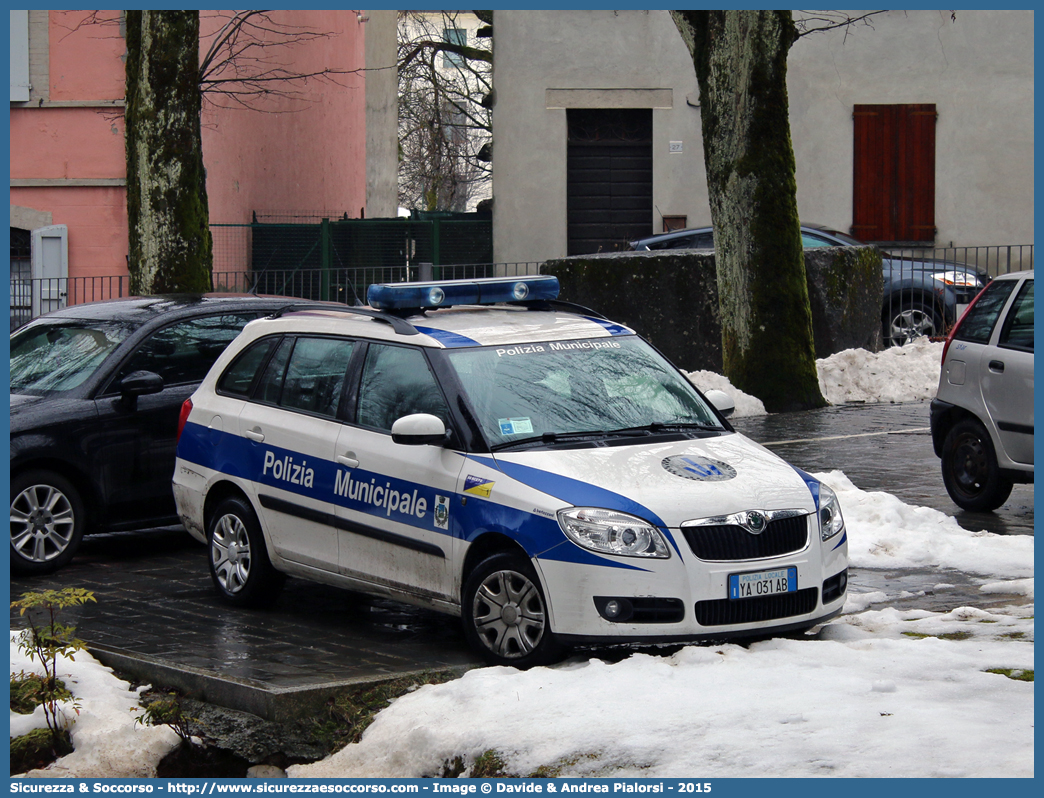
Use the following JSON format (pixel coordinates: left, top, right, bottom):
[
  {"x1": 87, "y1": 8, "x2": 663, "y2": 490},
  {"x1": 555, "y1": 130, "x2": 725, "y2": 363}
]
[{"x1": 172, "y1": 276, "x2": 848, "y2": 667}]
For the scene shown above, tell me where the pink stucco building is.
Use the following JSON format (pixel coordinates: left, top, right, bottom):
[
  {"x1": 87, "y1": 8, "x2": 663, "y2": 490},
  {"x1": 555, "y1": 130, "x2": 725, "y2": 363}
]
[{"x1": 9, "y1": 9, "x2": 397, "y2": 314}]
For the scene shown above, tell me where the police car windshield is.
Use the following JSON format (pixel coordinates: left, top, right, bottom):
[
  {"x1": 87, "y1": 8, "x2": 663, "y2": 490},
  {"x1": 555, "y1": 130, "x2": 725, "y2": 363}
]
[{"x1": 444, "y1": 336, "x2": 726, "y2": 449}]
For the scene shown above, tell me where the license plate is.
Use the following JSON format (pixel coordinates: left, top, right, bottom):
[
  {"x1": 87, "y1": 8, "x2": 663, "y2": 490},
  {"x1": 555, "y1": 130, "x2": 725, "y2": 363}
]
[{"x1": 729, "y1": 567, "x2": 797, "y2": 600}]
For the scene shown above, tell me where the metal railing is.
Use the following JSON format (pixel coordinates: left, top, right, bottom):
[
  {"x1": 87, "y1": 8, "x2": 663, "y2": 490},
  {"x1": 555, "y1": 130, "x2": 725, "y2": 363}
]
[
  {"x1": 8, "y1": 263, "x2": 544, "y2": 331},
  {"x1": 8, "y1": 244, "x2": 1030, "y2": 333}
]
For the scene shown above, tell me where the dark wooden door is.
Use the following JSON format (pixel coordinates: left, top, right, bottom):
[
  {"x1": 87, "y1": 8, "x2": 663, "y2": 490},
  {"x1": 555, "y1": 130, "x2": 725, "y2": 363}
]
[{"x1": 567, "y1": 109, "x2": 653, "y2": 255}]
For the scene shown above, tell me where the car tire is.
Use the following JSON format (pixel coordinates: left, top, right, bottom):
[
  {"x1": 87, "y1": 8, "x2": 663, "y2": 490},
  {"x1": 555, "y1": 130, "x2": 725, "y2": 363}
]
[
  {"x1": 940, "y1": 419, "x2": 1014, "y2": 512},
  {"x1": 206, "y1": 496, "x2": 285, "y2": 607},
  {"x1": 884, "y1": 300, "x2": 943, "y2": 346},
  {"x1": 10, "y1": 470, "x2": 86, "y2": 575},
  {"x1": 462, "y1": 552, "x2": 562, "y2": 668}
]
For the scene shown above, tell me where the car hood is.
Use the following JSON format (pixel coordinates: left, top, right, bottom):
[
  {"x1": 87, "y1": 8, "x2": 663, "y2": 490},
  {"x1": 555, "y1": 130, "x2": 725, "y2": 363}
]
[
  {"x1": 489, "y1": 432, "x2": 818, "y2": 528},
  {"x1": 10, "y1": 393, "x2": 46, "y2": 411},
  {"x1": 9, "y1": 393, "x2": 97, "y2": 432}
]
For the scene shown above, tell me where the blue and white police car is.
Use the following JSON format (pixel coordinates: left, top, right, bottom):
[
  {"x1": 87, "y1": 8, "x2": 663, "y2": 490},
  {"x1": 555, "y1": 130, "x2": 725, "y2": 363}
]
[{"x1": 172, "y1": 276, "x2": 848, "y2": 667}]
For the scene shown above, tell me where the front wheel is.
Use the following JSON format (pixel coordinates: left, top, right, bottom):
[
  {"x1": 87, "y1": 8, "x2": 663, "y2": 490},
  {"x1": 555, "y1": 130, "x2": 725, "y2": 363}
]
[
  {"x1": 10, "y1": 470, "x2": 86, "y2": 575},
  {"x1": 941, "y1": 419, "x2": 1014, "y2": 512},
  {"x1": 462, "y1": 553, "x2": 562, "y2": 668},
  {"x1": 883, "y1": 300, "x2": 943, "y2": 346},
  {"x1": 206, "y1": 496, "x2": 285, "y2": 607}
]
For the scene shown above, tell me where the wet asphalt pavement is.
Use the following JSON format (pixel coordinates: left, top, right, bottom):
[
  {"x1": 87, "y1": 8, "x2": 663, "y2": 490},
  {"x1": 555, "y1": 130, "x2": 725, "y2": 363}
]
[{"x1": 8, "y1": 402, "x2": 1033, "y2": 719}]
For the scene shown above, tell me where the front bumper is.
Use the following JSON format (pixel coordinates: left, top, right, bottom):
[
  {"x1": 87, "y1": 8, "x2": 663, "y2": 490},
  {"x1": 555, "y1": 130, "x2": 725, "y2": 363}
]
[{"x1": 535, "y1": 525, "x2": 849, "y2": 642}]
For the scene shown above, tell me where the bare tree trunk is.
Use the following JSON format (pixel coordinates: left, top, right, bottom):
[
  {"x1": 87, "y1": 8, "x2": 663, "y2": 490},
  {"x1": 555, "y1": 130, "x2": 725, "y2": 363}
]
[
  {"x1": 672, "y1": 10, "x2": 825, "y2": 412},
  {"x1": 125, "y1": 10, "x2": 212, "y2": 294}
]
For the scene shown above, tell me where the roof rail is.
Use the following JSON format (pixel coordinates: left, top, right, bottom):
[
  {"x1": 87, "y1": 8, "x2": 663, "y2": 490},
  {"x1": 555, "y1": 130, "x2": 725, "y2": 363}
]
[
  {"x1": 268, "y1": 303, "x2": 419, "y2": 336},
  {"x1": 517, "y1": 298, "x2": 608, "y2": 320}
]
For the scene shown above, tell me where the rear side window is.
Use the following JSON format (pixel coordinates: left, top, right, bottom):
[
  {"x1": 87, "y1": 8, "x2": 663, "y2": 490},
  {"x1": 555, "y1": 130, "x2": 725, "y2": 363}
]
[
  {"x1": 953, "y1": 280, "x2": 1018, "y2": 344},
  {"x1": 218, "y1": 338, "x2": 278, "y2": 397},
  {"x1": 251, "y1": 336, "x2": 356, "y2": 419},
  {"x1": 115, "y1": 313, "x2": 260, "y2": 388},
  {"x1": 998, "y1": 280, "x2": 1034, "y2": 352}
]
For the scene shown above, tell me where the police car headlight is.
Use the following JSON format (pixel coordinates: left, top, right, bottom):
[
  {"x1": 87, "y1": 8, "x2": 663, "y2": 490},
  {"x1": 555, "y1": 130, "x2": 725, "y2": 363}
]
[
  {"x1": 819, "y1": 484, "x2": 845, "y2": 541},
  {"x1": 557, "y1": 508, "x2": 670, "y2": 558}
]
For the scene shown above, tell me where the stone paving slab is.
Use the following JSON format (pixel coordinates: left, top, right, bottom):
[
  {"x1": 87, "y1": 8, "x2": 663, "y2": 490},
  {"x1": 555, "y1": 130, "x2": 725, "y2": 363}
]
[{"x1": 9, "y1": 402, "x2": 1033, "y2": 719}]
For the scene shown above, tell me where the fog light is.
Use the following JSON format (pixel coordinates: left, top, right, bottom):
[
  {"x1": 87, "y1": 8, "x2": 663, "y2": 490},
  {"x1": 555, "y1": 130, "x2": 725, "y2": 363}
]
[{"x1": 604, "y1": 600, "x2": 622, "y2": 619}]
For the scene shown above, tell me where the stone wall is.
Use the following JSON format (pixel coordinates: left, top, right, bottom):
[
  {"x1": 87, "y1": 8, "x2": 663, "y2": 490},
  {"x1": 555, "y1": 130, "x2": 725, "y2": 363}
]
[{"x1": 542, "y1": 246, "x2": 883, "y2": 372}]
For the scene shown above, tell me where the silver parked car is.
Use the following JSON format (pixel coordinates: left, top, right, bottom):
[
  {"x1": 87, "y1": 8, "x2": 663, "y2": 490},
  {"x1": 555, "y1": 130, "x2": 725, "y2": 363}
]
[{"x1": 930, "y1": 270, "x2": 1034, "y2": 511}]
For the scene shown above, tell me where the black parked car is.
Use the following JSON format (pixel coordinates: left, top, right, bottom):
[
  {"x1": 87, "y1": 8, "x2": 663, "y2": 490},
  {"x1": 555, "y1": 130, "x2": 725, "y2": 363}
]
[
  {"x1": 9, "y1": 294, "x2": 318, "y2": 574},
  {"x1": 630, "y1": 223, "x2": 990, "y2": 346}
]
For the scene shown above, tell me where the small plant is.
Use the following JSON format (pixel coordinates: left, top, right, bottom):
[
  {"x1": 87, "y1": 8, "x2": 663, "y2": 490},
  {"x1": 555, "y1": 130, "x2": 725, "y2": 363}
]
[
  {"x1": 11, "y1": 588, "x2": 96, "y2": 748},
  {"x1": 136, "y1": 692, "x2": 198, "y2": 746}
]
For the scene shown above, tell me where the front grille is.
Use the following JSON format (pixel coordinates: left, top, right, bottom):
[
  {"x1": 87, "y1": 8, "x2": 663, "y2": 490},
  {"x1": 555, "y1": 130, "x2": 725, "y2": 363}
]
[
  {"x1": 695, "y1": 587, "x2": 818, "y2": 626},
  {"x1": 681, "y1": 514, "x2": 809, "y2": 560}
]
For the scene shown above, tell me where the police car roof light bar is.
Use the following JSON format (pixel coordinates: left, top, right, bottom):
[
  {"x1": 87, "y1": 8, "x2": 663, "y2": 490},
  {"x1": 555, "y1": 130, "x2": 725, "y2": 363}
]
[{"x1": 367, "y1": 275, "x2": 560, "y2": 311}]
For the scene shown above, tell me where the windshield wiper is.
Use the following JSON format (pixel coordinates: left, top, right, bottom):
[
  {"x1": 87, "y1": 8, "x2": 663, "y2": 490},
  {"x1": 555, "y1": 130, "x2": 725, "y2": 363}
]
[
  {"x1": 491, "y1": 429, "x2": 609, "y2": 451},
  {"x1": 607, "y1": 422, "x2": 724, "y2": 436}
]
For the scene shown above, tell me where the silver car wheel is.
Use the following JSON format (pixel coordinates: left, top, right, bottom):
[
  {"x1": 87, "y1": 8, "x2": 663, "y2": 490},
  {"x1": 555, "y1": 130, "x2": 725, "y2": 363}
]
[
  {"x1": 10, "y1": 482, "x2": 77, "y2": 564},
  {"x1": 210, "y1": 512, "x2": 253, "y2": 594},
  {"x1": 889, "y1": 306, "x2": 937, "y2": 345},
  {"x1": 471, "y1": 568, "x2": 547, "y2": 659}
]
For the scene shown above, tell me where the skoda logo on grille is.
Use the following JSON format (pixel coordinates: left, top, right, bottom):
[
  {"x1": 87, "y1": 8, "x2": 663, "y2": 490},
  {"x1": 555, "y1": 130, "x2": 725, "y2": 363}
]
[
  {"x1": 662, "y1": 455, "x2": 737, "y2": 482},
  {"x1": 743, "y1": 511, "x2": 767, "y2": 535}
]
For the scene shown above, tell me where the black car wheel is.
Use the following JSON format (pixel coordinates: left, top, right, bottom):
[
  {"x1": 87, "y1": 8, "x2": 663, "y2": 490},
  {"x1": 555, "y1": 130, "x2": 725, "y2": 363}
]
[
  {"x1": 10, "y1": 470, "x2": 86, "y2": 575},
  {"x1": 941, "y1": 419, "x2": 1014, "y2": 512},
  {"x1": 884, "y1": 301, "x2": 943, "y2": 346},
  {"x1": 206, "y1": 496, "x2": 285, "y2": 607},
  {"x1": 462, "y1": 553, "x2": 562, "y2": 668}
]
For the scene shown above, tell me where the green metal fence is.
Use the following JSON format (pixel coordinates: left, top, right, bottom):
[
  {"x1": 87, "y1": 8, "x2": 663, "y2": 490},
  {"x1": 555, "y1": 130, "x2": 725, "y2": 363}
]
[{"x1": 211, "y1": 214, "x2": 493, "y2": 302}]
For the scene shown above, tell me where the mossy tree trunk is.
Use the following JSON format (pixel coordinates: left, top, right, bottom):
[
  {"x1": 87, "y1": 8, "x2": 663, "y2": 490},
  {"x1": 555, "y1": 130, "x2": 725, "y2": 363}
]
[
  {"x1": 672, "y1": 10, "x2": 825, "y2": 412},
  {"x1": 125, "y1": 11, "x2": 213, "y2": 295}
]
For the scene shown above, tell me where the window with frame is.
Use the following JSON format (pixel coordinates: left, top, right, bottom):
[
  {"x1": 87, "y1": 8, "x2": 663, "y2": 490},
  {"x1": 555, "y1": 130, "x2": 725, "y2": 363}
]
[
  {"x1": 442, "y1": 27, "x2": 466, "y2": 68},
  {"x1": 250, "y1": 336, "x2": 356, "y2": 419},
  {"x1": 357, "y1": 344, "x2": 450, "y2": 432},
  {"x1": 851, "y1": 103, "x2": 937, "y2": 245},
  {"x1": 114, "y1": 313, "x2": 262, "y2": 389},
  {"x1": 999, "y1": 280, "x2": 1034, "y2": 352}
]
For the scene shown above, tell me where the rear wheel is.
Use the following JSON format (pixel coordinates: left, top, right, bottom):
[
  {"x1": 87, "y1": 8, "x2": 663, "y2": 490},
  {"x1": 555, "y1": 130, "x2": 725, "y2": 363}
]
[
  {"x1": 462, "y1": 553, "x2": 562, "y2": 668},
  {"x1": 206, "y1": 496, "x2": 285, "y2": 607},
  {"x1": 941, "y1": 419, "x2": 1014, "y2": 512},
  {"x1": 884, "y1": 300, "x2": 943, "y2": 346},
  {"x1": 10, "y1": 470, "x2": 86, "y2": 575}
]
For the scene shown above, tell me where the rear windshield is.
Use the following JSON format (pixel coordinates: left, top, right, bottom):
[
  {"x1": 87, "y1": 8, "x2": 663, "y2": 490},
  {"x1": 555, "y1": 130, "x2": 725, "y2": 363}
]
[{"x1": 10, "y1": 320, "x2": 134, "y2": 395}]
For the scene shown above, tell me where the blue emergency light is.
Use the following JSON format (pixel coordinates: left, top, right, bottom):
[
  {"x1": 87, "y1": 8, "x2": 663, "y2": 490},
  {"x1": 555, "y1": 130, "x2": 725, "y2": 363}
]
[{"x1": 367, "y1": 275, "x2": 560, "y2": 310}]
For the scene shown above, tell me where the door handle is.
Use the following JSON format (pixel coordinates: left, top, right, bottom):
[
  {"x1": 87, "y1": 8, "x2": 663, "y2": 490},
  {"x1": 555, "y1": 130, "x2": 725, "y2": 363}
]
[
  {"x1": 988, "y1": 360, "x2": 1005, "y2": 373},
  {"x1": 245, "y1": 427, "x2": 265, "y2": 442},
  {"x1": 337, "y1": 453, "x2": 360, "y2": 468}
]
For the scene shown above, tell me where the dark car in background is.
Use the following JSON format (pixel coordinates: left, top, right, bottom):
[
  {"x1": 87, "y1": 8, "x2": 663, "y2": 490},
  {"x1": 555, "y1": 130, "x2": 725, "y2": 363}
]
[
  {"x1": 9, "y1": 294, "x2": 318, "y2": 575},
  {"x1": 630, "y1": 223, "x2": 990, "y2": 346}
]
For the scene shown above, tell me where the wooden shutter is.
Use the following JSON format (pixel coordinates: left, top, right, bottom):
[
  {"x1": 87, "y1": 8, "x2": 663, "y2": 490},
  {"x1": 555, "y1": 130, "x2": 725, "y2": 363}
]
[{"x1": 852, "y1": 104, "x2": 936, "y2": 245}]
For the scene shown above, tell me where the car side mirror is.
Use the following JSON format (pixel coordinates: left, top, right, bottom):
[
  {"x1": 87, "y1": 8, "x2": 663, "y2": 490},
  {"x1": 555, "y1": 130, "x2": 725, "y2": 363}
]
[
  {"x1": 390, "y1": 413, "x2": 448, "y2": 446},
  {"x1": 704, "y1": 389, "x2": 735, "y2": 418},
  {"x1": 119, "y1": 370, "x2": 164, "y2": 398}
]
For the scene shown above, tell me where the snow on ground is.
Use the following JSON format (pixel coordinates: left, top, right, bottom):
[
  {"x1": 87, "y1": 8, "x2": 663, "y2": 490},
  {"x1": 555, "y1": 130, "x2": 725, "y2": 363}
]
[
  {"x1": 9, "y1": 631, "x2": 179, "y2": 778},
  {"x1": 13, "y1": 471, "x2": 1032, "y2": 779},
  {"x1": 687, "y1": 339, "x2": 944, "y2": 415}
]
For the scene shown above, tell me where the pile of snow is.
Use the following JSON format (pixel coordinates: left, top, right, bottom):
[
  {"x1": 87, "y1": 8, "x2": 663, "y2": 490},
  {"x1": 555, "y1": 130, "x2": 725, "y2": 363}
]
[
  {"x1": 816, "y1": 338, "x2": 943, "y2": 405},
  {"x1": 290, "y1": 602, "x2": 1033, "y2": 779},
  {"x1": 685, "y1": 369, "x2": 766, "y2": 417},
  {"x1": 817, "y1": 470, "x2": 1034, "y2": 582},
  {"x1": 9, "y1": 631, "x2": 179, "y2": 778},
  {"x1": 687, "y1": 339, "x2": 944, "y2": 416},
  {"x1": 11, "y1": 470, "x2": 1032, "y2": 779}
]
